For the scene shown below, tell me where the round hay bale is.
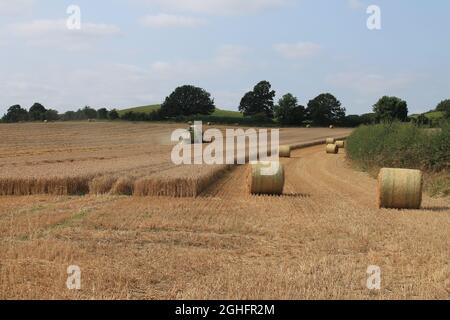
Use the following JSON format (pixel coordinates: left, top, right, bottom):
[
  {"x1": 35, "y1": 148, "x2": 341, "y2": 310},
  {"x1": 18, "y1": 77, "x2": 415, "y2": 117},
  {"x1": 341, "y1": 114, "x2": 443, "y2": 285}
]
[
  {"x1": 377, "y1": 168, "x2": 423, "y2": 209},
  {"x1": 336, "y1": 140, "x2": 345, "y2": 148},
  {"x1": 279, "y1": 145, "x2": 291, "y2": 158},
  {"x1": 326, "y1": 144, "x2": 338, "y2": 154},
  {"x1": 326, "y1": 138, "x2": 335, "y2": 144},
  {"x1": 249, "y1": 161, "x2": 284, "y2": 195}
]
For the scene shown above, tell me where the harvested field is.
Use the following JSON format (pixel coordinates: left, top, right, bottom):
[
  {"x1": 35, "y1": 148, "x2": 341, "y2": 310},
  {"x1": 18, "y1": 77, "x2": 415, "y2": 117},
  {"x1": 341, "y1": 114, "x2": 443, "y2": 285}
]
[
  {"x1": 0, "y1": 122, "x2": 351, "y2": 197},
  {"x1": 0, "y1": 142, "x2": 448, "y2": 299}
]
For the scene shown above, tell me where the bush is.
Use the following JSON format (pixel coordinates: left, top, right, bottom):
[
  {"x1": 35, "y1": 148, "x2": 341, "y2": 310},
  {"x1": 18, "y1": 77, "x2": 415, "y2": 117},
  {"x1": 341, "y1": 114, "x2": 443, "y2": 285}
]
[{"x1": 346, "y1": 122, "x2": 450, "y2": 172}]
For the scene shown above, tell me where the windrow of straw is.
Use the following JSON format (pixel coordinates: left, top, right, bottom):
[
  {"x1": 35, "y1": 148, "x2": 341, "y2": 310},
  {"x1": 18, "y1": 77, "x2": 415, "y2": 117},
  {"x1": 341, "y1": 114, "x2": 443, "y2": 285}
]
[
  {"x1": 133, "y1": 165, "x2": 232, "y2": 197},
  {"x1": 0, "y1": 175, "x2": 93, "y2": 196}
]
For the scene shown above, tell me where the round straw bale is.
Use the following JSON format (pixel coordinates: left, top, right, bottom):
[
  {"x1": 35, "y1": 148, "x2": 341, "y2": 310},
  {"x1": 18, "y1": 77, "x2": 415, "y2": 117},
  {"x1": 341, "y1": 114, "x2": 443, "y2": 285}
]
[
  {"x1": 279, "y1": 145, "x2": 291, "y2": 158},
  {"x1": 326, "y1": 137, "x2": 335, "y2": 144},
  {"x1": 249, "y1": 161, "x2": 285, "y2": 195},
  {"x1": 336, "y1": 140, "x2": 345, "y2": 148},
  {"x1": 377, "y1": 168, "x2": 423, "y2": 209},
  {"x1": 326, "y1": 144, "x2": 338, "y2": 154}
]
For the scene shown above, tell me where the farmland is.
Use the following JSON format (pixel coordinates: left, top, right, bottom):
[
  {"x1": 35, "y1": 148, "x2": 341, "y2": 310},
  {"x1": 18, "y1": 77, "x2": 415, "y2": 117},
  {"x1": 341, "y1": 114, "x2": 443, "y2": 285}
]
[
  {"x1": 0, "y1": 122, "x2": 449, "y2": 300},
  {"x1": 118, "y1": 105, "x2": 243, "y2": 118}
]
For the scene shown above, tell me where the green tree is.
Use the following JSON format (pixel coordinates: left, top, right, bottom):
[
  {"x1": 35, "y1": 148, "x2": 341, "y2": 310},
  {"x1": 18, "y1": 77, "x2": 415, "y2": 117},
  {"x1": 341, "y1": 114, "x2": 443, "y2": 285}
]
[
  {"x1": 274, "y1": 93, "x2": 305, "y2": 125},
  {"x1": 415, "y1": 114, "x2": 430, "y2": 126},
  {"x1": 44, "y1": 109, "x2": 59, "y2": 121},
  {"x1": 373, "y1": 96, "x2": 408, "y2": 122},
  {"x1": 239, "y1": 81, "x2": 276, "y2": 118},
  {"x1": 161, "y1": 85, "x2": 215, "y2": 117},
  {"x1": 360, "y1": 113, "x2": 377, "y2": 125},
  {"x1": 108, "y1": 109, "x2": 120, "y2": 120},
  {"x1": 2, "y1": 105, "x2": 29, "y2": 123},
  {"x1": 97, "y1": 108, "x2": 108, "y2": 119},
  {"x1": 306, "y1": 93, "x2": 346, "y2": 126},
  {"x1": 81, "y1": 106, "x2": 98, "y2": 119},
  {"x1": 29, "y1": 103, "x2": 47, "y2": 121},
  {"x1": 343, "y1": 115, "x2": 363, "y2": 127},
  {"x1": 62, "y1": 111, "x2": 76, "y2": 121},
  {"x1": 435, "y1": 99, "x2": 450, "y2": 117}
]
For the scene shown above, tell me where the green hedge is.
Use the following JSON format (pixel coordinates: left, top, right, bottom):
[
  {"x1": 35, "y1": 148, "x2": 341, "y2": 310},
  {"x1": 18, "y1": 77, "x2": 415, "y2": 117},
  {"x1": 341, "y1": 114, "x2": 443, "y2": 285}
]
[{"x1": 346, "y1": 122, "x2": 450, "y2": 172}]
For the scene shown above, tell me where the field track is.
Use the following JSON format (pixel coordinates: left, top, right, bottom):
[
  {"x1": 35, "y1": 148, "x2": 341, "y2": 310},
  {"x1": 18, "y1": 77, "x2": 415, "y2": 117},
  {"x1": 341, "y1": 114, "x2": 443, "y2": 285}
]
[{"x1": 1, "y1": 144, "x2": 448, "y2": 299}]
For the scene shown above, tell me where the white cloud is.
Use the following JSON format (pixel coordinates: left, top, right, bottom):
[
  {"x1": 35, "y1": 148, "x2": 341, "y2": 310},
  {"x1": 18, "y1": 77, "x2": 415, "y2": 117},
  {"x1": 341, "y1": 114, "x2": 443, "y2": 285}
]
[
  {"x1": 140, "y1": 13, "x2": 206, "y2": 28},
  {"x1": 7, "y1": 19, "x2": 121, "y2": 50},
  {"x1": 0, "y1": 45, "x2": 253, "y2": 114},
  {"x1": 0, "y1": 0, "x2": 34, "y2": 15},
  {"x1": 139, "y1": 0, "x2": 289, "y2": 15},
  {"x1": 274, "y1": 42, "x2": 321, "y2": 59},
  {"x1": 326, "y1": 72, "x2": 417, "y2": 95},
  {"x1": 149, "y1": 45, "x2": 250, "y2": 79}
]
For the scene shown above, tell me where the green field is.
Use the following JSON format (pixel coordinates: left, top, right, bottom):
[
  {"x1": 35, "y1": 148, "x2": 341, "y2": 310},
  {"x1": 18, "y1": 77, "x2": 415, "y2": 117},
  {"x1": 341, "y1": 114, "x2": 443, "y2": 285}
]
[
  {"x1": 410, "y1": 111, "x2": 445, "y2": 121},
  {"x1": 119, "y1": 104, "x2": 243, "y2": 118}
]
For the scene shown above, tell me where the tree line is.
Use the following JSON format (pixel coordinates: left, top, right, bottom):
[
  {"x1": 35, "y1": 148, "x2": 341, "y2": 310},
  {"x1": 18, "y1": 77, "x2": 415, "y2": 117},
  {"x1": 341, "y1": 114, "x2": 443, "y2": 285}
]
[
  {"x1": 2, "y1": 81, "x2": 449, "y2": 127},
  {"x1": 1, "y1": 104, "x2": 120, "y2": 123}
]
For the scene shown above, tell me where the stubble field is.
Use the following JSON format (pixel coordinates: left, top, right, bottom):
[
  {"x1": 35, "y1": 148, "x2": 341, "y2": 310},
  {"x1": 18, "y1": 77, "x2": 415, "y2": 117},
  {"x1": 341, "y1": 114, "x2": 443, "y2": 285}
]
[{"x1": 0, "y1": 122, "x2": 448, "y2": 300}]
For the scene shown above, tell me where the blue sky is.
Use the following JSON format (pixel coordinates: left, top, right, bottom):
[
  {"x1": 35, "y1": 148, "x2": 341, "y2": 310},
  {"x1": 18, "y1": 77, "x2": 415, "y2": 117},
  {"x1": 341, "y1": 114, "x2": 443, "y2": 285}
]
[{"x1": 0, "y1": 0, "x2": 449, "y2": 115}]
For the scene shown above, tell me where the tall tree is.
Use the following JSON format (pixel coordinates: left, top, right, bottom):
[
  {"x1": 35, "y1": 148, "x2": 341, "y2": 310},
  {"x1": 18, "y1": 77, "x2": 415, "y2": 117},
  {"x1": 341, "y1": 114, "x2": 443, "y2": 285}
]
[
  {"x1": 306, "y1": 93, "x2": 346, "y2": 126},
  {"x1": 29, "y1": 103, "x2": 47, "y2": 121},
  {"x1": 274, "y1": 93, "x2": 305, "y2": 125},
  {"x1": 2, "y1": 105, "x2": 29, "y2": 123},
  {"x1": 97, "y1": 108, "x2": 109, "y2": 119},
  {"x1": 81, "y1": 106, "x2": 98, "y2": 119},
  {"x1": 373, "y1": 96, "x2": 408, "y2": 122},
  {"x1": 108, "y1": 109, "x2": 120, "y2": 120},
  {"x1": 44, "y1": 109, "x2": 59, "y2": 121},
  {"x1": 161, "y1": 85, "x2": 215, "y2": 117},
  {"x1": 239, "y1": 81, "x2": 276, "y2": 118}
]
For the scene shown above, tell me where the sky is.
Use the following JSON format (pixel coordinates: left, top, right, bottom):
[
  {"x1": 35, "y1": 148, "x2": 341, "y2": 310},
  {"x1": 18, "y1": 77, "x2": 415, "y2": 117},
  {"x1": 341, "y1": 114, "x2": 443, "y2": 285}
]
[{"x1": 0, "y1": 0, "x2": 449, "y2": 116}]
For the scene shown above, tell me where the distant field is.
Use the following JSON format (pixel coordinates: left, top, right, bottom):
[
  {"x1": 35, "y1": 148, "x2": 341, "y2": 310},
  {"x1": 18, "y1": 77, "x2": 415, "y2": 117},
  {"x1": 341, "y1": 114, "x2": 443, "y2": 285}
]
[
  {"x1": 410, "y1": 111, "x2": 445, "y2": 121},
  {"x1": 119, "y1": 104, "x2": 243, "y2": 118}
]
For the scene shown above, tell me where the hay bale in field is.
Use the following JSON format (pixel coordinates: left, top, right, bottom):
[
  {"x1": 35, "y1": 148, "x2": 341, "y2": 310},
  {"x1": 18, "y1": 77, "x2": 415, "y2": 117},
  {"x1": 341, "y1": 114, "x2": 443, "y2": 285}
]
[
  {"x1": 336, "y1": 140, "x2": 345, "y2": 148},
  {"x1": 279, "y1": 145, "x2": 291, "y2": 158},
  {"x1": 249, "y1": 161, "x2": 285, "y2": 195},
  {"x1": 377, "y1": 168, "x2": 423, "y2": 209},
  {"x1": 326, "y1": 144, "x2": 338, "y2": 154},
  {"x1": 110, "y1": 176, "x2": 134, "y2": 195},
  {"x1": 89, "y1": 175, "x2": 117, "y2": 195},
  {"x1": 325, "y1": 138, "x2": 335, "y2": 144}
]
